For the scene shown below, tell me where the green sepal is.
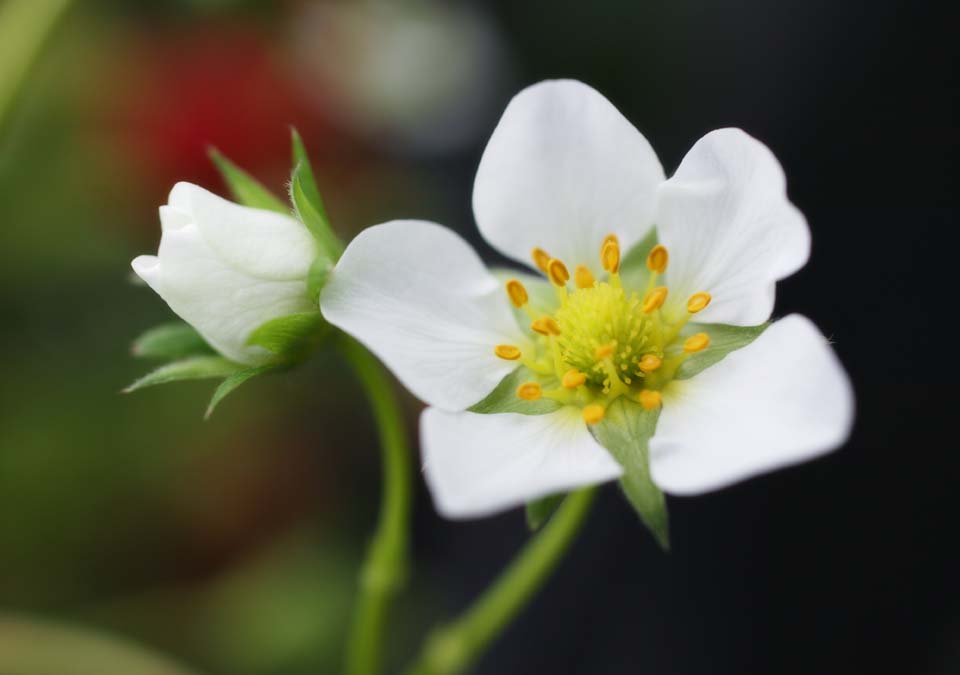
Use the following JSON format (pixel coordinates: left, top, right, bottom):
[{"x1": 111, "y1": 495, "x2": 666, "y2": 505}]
[
  {"x1": 208, "y1": 148, "x2": 288, "y2": 213},
  {"x1": 468, "y1": 367, "x2": 561, "y2": 416},
  {"x1": 123, "y1": 356, "x2": 241, "y2": 394},
  {"x1": 306, "y1": 256, "x2": 332, "y2": 304},
  {"x1": 206, "y1": 364, "x2": 280, "y2": 419},
  {"x1": 617, "y1": 228, "x2": 659, "y2": 292},
  {"x1": 591, "y1": 398, "x2": 670, "y2": 549},
  {"x1": 525, "y1": 493, "x2": 564, "y2": 531},
  {"x1": 131, "y1": 322, "x2": 214, "y2": 361},
  {"x1": 676, "y1": 322, "x2": 769, "y2": 380},
  {"x1": 246, "y1": 311, "x2": 330, "y2": 364},
  {"x1": 290, "y1": 129, "x2": 343, "y2": 261}
]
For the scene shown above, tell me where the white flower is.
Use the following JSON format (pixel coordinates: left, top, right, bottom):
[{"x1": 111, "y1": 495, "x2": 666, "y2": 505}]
[
  {"x1": 132, "y1": 183, "x2": 318, "y2": 365},
  {"x1": 320, "y1": 80, "x2": 854, "y2": 518}
]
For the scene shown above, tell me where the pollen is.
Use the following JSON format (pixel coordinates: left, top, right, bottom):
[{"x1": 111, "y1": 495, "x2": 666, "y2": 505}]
[
  {"x1": 494, "y1": 344, "x2": 522, "y2": 360},
  {"x1": 601, "y1": 237, "x2": 620, "y2": 274},
  {"x1": 547, "y1": 258, "x2": 570, "y2": 287},
  {"x1": 638, "y1": 354, "x2": 662, "y2": 373},
  {"x1": 505, "y1": 279, "x2": 529, "y2": 308},
  {"x1": 562, "y1": 369, "x2": 586, "y2": 388},
  {"x1": 683, "y1": 333, "x2": 710, "y2": 353},
  {"x1": 509, "y1": 235, "x2": 722, "y2": 420},
  {"x1": 531, "y1": 247, "x2": 552, "y2": 273},
  {"x1": 638, "y1": 389, "x2": 662, "y2": 410},
  {"x1": 574, "y1": 265, "x2": 596, "y2": 289},
  {"x1": 582, "y1": 404, "x2": 605, "y2": 425},
  {"x1": 516, "y1": 382, "x2": 542, "y2": 401},
  {"x1": 531, "y1": 317, "x2": 561, "y2": 336},
  {"x1": 642, "y1": 286, "x2": 668, "y2": 313},
  {"x1": 647, "y1": 245, "x2": 668, "y2": 274},
  {"x1": 686, "y1": 292, "x2": 711, "y2": 314}
]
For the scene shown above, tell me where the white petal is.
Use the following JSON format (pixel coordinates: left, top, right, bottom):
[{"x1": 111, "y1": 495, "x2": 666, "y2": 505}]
[
  {"x1": 320, "y1": 220, "x2": 527, "y2": 411},
  {"x1": 151, "y1": 223, "x2": 315, "y2": 365},
  {"x1": 421, "y1": 407, "x2": 623, "y2": 519},
  {"x1": 167, "y1": 182, "x2": 316, "y2": 281},
  {"x1": 131, "y1": 255, "x2": 161, "y2": 291},
  {"x1": 649, "y1": 315, "x2": 853, "y2": 495},
  {"x1": 656, "y1": 129, "x2": 811, "y2": 325},
  {"x1": 473, "y1": 80, "x2": 665, "y2": 273}
]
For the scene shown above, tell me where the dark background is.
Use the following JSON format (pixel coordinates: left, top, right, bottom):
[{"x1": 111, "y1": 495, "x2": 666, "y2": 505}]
[{"x1": 0, "y1": 1, "x2": 955, "y2": 674}]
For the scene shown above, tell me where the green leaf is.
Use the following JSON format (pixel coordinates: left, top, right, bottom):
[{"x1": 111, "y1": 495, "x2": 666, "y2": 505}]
[
  {"x1": 124, "y1": 356, "x2": 241, "y2": 393},
  {"x1": 206, "y1": 364, "x2": 278, "y2": 419},
  {"x1": 591, "y1": 398, "x2": 669, "y2": 549},
  {"x1": 525, "y1": 493, "x2": 564, "y2": 530},
  {"x1": 208, "y1": 148, "x2": 288, "y2": 213},
  {"x1": 618, "y1": 227, "x2": 659, "y2": 292},
  {"x1": 468, "y1": 367, "x2": 561, "y2": 416},
  {"x1": 0, "y1": 613, "x2": 201, "y2": 675},
  {"x1": 246, "y1": 311, "x2": 329, "y2": 363},
  {"x1": 676, "y1": 322, "x2": 769, "y2": 379},
  {"x1": 131, "y1": 322, "x2": 214, "y2": 360}
]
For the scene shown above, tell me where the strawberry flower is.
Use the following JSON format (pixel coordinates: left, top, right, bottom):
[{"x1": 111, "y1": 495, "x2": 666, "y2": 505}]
[{"x1": 320, "y1": 80, "x2": 853, "y2": 532}]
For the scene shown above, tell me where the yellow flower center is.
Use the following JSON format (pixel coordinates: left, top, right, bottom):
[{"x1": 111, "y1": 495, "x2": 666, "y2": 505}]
[{"x1": 495, "y1": 234, "x2": 714, "y2": 425}]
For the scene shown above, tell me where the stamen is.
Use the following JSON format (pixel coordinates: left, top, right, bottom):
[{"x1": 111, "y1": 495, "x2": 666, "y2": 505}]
[
  {"x1": 647, "y1": 245, "x2": 668, "y2": 274},
  {"x1": 641, "y1": 286, "x2": 668, "y2": 313},
  {"x1": 638, "y1": 389, "x2": 662, "y2": 410},
  {"x1": 595, "y1": 343, "x2": 615, "y2": 360},
  {"x1": 562, "y1": 369, "x2": 586, "y2": 389},
  {"x1": 547, "y1": 258, "x2": 570, "y2": 287},
  {"x1": 638, "y1": 354, "x2": 662, "y2": 373},
  {"x1": 531, "y1": 317, "x2": 561, "y2": 336},
  {"x1": 601, "y1": 233, "x2": 619, "y2": 252},
  {"x1": 601, "y1": 238, "x2": 621, "y2": 274},
  {"x1": 505, "y1": 279, "x2": 529, "y2": 308},
  {"x1": 683, "y1": 333, "x2": 710, "y2": 353},
  {"x1": 531, "y1": 247, "x2": 552, "y2": 273},
  {"x1": 494, "y1": 344, "x2": 522, "y2": 360},
  {"x1": 686, "y1": 292, "x2": 711, "y2": 314},
  {"x1": 516, "y1": 382, "x2": 542, "y2": 401},
  {"x1": 582, "y1": 404, "x2": 605, "y2": 425},
  {"x1": 574, "y1": 265, "x2": 596, "y2": 289}
]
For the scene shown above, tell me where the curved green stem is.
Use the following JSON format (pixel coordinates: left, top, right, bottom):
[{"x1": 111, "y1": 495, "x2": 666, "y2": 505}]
[
  {"x1": 403, "y1": 488, "x2": 597, "y2": 675},
  {"x1": 340, "y1": 337, "x2": 413, "y2": 675}
]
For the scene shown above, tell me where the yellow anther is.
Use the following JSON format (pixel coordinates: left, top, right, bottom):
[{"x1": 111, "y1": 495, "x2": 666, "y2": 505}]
[
  {"x1": 516, "y1": 382, "x2": 542, "y2": 401},
  {"x1": 494, "y1": 344, "x2": 522, "y2": 360},
  {"x1": 641, "y1": 286, "x2": 668, "y2": 313},
  {"x1": 601, "y1": 239, "x2": 620, "y2": 274},
  {"x1": 638, "y1": 389, "x2": 662, "y2": 410},
  {"x1": 601, "y1": 233, "x2": 619, "y2": 251},
  {"x1": 574, "y1": 265, "x2": 596, "y2": 289},
  {"x1": 683, "y1": 332, "x2": 711, "y2": 353},
  {"x1": 505, "y1": 279, "x2": 529, "y2": 308},
  {"x1": 638, "y1": 354, "x2": 662, "y2": 373},
  {"x1": 562, "y1": 369, "x2": 586, "y2": 389},
  {"x1": 547, "y1": 258, "x2": 570, "y2": 287},
  {"x1": 531, "y1": 247, "x2": 552, "y2": 273},
  {"x1": 647, "y1": 245, "x2": 668, "y2": 274},
  {"x1": 686, "y1": 292, "x2": 712, "y2": 314},
  {"x1": 595, "y1": 343, "x2": 615, "y2": 360},
  {"x1": 582, "y1": 404, "x2": 605, "y2": 425},
  {"x1": 531, "y1": 317, "x2": 561, "y2": 336}
]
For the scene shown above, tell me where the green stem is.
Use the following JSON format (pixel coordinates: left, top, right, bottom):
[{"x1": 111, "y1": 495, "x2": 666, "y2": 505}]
[
  {"x1": 0, "y1": 0, "x2": 73, "y2": 133},
  {"x1": 340, "y1": 337, "x2": 413, "y2": 675},
  {"x1": 403, "y1": 488, "x2": 597, "y2": 675}
]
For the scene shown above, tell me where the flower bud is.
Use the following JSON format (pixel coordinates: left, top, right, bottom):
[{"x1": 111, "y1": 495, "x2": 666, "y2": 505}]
[{"x1": 132, "y1": 183, "x2": 319, "y2": 365}]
